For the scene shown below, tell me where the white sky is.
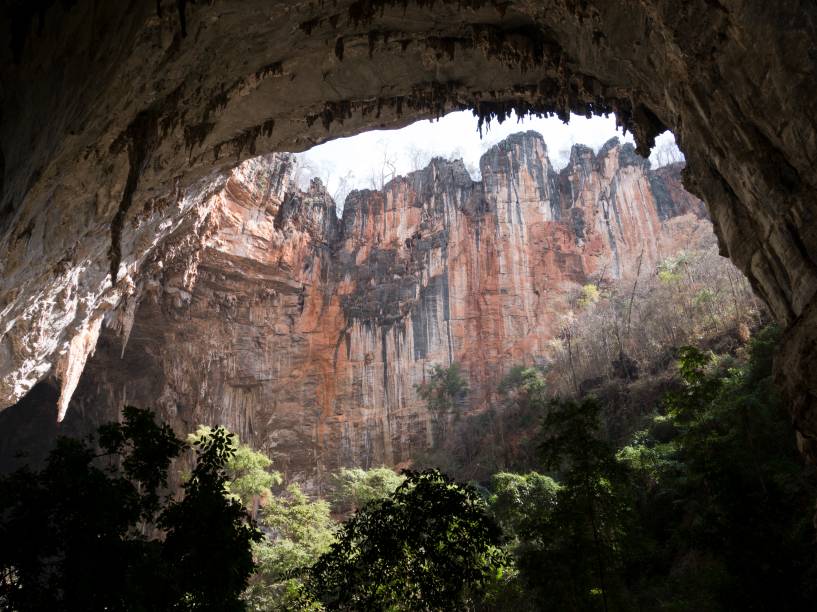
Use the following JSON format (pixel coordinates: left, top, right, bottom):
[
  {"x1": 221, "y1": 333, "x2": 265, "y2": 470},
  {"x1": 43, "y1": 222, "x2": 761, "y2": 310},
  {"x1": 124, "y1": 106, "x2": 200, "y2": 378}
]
[{"x1": 295, "y1": 111, "x2": 681, "y2": 210}]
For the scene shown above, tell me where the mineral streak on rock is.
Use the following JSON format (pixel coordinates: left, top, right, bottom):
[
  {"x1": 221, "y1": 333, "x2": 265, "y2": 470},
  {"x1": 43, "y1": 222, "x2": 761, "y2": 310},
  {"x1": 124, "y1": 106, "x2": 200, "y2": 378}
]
[
  {"x1": 1, "y1": 0, "x2": 817, "y2": 461},
  {"x1": 7, "y1": 133, "x2": 711, "y2": 482}
]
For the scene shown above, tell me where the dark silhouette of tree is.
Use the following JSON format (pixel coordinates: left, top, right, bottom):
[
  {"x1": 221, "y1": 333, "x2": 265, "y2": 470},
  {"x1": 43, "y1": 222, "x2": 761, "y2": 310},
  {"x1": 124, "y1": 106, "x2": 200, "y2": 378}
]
[
  {"x1": 305, "y1": 469, "x2": 504, "y2": 611},
  {"x1": 0, "y1": 407, "x2": 261, "y2": 611},
  {"x1": 620, "y1": 328, "x2": 817, "y2": 610},
  {"x1": 518, "y1": 397, "x2": 636, "y2": 612},
  {"x1": 160, "y1": 426, "x2": 262, "y2": 609}
]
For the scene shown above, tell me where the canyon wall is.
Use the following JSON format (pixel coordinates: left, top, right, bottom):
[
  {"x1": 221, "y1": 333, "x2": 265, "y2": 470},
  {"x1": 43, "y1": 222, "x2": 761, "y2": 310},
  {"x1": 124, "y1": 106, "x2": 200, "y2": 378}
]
[
  {"x1": 0, "y1": 132, "x2": 711, "y2": 483},
  {"x1": 3, "y1": 0, "x2": 817, "y2": 462}
]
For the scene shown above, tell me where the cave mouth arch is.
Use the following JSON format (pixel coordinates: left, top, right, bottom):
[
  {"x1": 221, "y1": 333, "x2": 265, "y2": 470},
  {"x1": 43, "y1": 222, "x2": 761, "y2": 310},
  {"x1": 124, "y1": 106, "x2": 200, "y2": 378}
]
[
  {"x1": 0, "y1": 110, "x2": 726, "y2": 479},
  {"x1": 1, "y1": 0, "x2": 816, "y2": 460}
]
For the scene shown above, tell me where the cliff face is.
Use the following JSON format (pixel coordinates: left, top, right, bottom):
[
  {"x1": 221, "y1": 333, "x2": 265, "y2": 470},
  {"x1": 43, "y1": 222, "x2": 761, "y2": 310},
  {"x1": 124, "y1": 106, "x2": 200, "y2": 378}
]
[
  {"x1": 3, "y1": 0, "x2": 817, "y2": 464},
  {"x1": 0, "y1": 133, "x2": 711, "y2": 481}
]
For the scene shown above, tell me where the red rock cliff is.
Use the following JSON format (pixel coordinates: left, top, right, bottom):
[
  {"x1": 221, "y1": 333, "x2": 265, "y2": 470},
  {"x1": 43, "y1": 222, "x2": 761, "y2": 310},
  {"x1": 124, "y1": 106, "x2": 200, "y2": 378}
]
[{"x1": 0, "y1": 133, "x2": 711, "y2": 483}]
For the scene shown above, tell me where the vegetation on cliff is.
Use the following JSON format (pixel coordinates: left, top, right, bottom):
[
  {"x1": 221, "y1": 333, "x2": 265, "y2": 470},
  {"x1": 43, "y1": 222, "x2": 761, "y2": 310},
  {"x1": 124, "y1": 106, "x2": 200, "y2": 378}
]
[
  {"x1": 419, "y1": 244, "x2": 766, "y2": 481},
  {"x1": 295, "y1": 326, "x2": 817, "y2": 611},
  {"x1": 415, "y1": 363, "x2": 469, "y2": 446},
  {"x1": 2, "y1": 321, "x2": 814, "y2": 610},
  {"x1": 231, "y1": 238, "x2": 813, "y2": 610},
  {"x1": 493, "y1": 328, "x2": 817, "y2": 611},
  {"x1": 5, "y1": 222, "x2": 810, "y2": 611}
]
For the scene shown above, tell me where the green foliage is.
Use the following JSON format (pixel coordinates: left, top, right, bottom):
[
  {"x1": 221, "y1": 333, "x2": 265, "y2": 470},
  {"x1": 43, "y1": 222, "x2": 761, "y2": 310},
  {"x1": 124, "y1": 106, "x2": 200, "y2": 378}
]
[
  {"x1": 306, "y1": 469, "x2": 504, "y2": 611},
  {"x1": 188, "y1": 425, "x2": 282, "y2": 509},
  {"x1": 247, "y1": 464, "x2": 406, "y2": 610},
  {"x1": 329, "y1": 466, "x2": 404, "y2": 514},
  {"x1": 0, "y1": 407, "x2": 261, "y2": 611},
  {"x1": 484, "y1": 472, "x2": 560, "y2": 611},
  {"x1": 416, "y1": 363, "x2": 469, "y2": 443},
  {"x1": 615, "y1": 425, "x2": 677, "y2": 485},
  {"x1": 473, "y1": 325, "x2": 817, "y2": 611},
  {"x1": 236, "y1": 322, "x2": 816, "y2": 611},
  {"x1": 620, "y1": 325, "x2": 817, "y2": 610},
  {"x1": 245, "y1": 483, "x2": 335, "y2": 611},
  {"x1": 577, "y1": 283, "x2": 601, "y2": 308},
  {"x1": 160, "y1": 427, "x2": 264, "y2": 610},
  {"x1": 656, "y1": 253, "x2": 689, "y2": 283},
  {"x1": 661, "y1": 346, "x2": 722, "y2": 423},
  {"x1": 483, "y1": 330, "x2": 817, "y2": 611},
  {"x1": 6, "y1": 323, "x2": 813, "y2": 611},
  {"x1": 528, "y1": 397, "x2": 637, "y2": 611},
  {"x1": 693, "y1": 287, "x2": 716, "y2": 306},
  {"x1": 498, "y1": 365, "x2": 546, "y2": 403},
  {"x1": 656, "y1": 269, "x2": 678, "y2": 284},
  {"x1": 488, "y1": 472, "x2": 559, "y2": 543}
]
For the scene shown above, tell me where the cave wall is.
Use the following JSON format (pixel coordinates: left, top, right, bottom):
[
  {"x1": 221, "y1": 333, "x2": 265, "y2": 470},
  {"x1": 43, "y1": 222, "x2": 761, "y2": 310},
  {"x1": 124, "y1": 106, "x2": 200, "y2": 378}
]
[
  {"x1": 0, "y1": 133, "x2": 711, "y2": 481},
  {"x1": 1, "y1": 1, "x2": 817, "y2": 458}
]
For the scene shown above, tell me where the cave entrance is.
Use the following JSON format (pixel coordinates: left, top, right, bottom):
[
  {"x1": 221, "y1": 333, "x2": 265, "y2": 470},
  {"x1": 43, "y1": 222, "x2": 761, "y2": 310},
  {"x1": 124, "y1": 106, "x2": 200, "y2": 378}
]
[
  {"x1": 2, "y1": 1, "x2": 817, "y2": 606},
  {"x1": 2, "y1": 0, "x2": 815, "y2": 469},
  {"x1": 227, "y1": 110, "x2": 749, "y2": 477},
  {"x1": 1, "y1": 106, "x2": 761, "y2": 486}
]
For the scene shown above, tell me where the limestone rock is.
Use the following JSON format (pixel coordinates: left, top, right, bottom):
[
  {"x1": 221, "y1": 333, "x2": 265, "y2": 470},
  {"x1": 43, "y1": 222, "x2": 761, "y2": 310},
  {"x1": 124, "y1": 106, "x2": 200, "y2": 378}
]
[
  {"x1": 0, "y1": 133, "x2": 713, "y2": 481},
  {"x1": 1, "y1": 1, "x2": 817, "y2": 461}
]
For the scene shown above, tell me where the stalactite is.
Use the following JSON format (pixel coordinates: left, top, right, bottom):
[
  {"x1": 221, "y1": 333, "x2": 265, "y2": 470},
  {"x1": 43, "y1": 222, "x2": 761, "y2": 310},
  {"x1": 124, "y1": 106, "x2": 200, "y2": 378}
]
[{"x1": 55, "y1": 315, "x2": 104, "y2": 422}]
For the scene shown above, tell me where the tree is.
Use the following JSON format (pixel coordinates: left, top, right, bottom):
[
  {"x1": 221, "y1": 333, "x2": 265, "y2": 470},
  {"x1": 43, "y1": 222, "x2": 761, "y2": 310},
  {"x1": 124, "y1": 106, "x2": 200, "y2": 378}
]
[
  {"x1": 484, "y1": 472, "x2": 560, "y2": 612},
  {"x1": 577, "y1": 283, "x2": 601, "y2": 309},
  {"x1": 556, "y1": 312, "x2": 581, "y2": 394},
  {"x1": 160, "y1": 427, "x2": 264, "y2": 610},
  {"x1": 306, "y1": 470, "x2": 504, "y2": 611},
  {"x1": 188, "y1": 425, "x2": 282, "y2": 516},
  {"x1": 489, "y1": 472, "x2": 560, "y2": 545},
  {"x1": 0, "y1": 407, "x2": 261, "y2": 611},
  {"x1": 416, "y1": 363, "x2": 469, "y2": 445},
  {"x1": 528, "y1": 397, "x2": 636, "y2": 612},
  {"x1": 650, "y1": 139, "x2": 684, "y2": 168},
  {"x1": 368, "y1": 140, "x2": 399, "y2": 190},
  {"x1": 621, "y1": 327, "x2": 817, "y2": 610},
  {"x1": 331, "y1": 168, "x2": 356, "y2": 213},
  {"x1": 244, "y1": 483, "x2": 336, "y2": 611},
  {"x1": 406, "y1": 144, "x2": 431, "y2": 173},
  {"x1": 329, "y1": 466, "x2": 404, "y2": 514},
  {"x1": 414, "y1": 365, "x2": 546, "y2": 483},
  {"x1": 498, "y1": 365, "x2": 546, "y2": 405}
]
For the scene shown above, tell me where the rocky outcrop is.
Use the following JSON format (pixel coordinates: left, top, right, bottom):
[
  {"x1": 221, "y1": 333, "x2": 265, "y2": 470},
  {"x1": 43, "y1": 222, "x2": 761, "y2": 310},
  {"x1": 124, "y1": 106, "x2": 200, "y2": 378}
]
[
  {"x1": 2, "y1": 1, "x2": 817, "y2": 461},
  {"x1": 0, "y1": 132, "x2": 712, "y2": 481}
]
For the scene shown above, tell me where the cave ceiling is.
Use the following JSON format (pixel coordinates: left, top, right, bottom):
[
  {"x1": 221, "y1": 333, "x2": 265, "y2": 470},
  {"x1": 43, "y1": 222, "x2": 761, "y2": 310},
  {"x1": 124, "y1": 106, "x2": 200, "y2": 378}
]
[{"x1": 1, "y1": 0, "x2": 817, "y2": 457}]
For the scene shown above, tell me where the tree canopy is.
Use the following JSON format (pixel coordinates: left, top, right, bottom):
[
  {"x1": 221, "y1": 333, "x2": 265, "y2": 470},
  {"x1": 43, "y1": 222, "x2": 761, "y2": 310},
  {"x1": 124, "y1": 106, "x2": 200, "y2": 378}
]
[
  {"x1": 306, "y1": 469, "x2": 504, "y2": 611},
  {"x1": 416, "y1": 363, "x2": 469, "y2": 444},
  {"x1": 4, "y1": 326, "x2": 816, "y2": 611},
  {"x1": 188, "y1": 425, "x2": 282, "y2": 513},
  {"x1": 329, "y1": 466, "x2": 404, "y2": 514},
  {"x1": 0, "y1": 407, "x2": 261, "y2": 611},
  {"x1": 245, "y1": 483, "x2": 336, "y2": 611}
]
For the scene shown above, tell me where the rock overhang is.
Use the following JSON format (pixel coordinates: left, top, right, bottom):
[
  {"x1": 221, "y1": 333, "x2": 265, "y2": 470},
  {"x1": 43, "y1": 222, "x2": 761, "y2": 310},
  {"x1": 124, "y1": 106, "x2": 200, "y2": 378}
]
[{"x1": 0, "y1": 0, "x2": 816, "y2": 459}]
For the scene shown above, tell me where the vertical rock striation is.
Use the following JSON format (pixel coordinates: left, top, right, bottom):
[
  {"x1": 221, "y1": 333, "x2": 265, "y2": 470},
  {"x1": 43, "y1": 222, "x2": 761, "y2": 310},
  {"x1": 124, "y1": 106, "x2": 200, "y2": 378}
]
[
  {"x1": 0, "y1": 133, "x2": 712, "y2": 482},
  {"x1": 2, "y1": 0, "x2": 817, "y2": 462}
]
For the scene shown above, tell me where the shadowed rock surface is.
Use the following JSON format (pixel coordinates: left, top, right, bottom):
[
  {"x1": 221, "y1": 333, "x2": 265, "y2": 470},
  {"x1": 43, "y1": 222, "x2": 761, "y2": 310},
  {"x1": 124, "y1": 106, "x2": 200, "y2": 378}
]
[{"x1": 1, "y1": 1, "x2": 817, "y2": 461}]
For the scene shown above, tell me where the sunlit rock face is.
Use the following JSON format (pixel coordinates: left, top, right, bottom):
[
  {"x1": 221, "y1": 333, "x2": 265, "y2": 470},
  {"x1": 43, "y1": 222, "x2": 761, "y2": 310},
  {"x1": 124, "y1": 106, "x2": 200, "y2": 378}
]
[
  {"x1": 2, "y1": 0, "x2": 817, "y2": 461},
  {"x1": 0, "y1": 132, "x2": 710, "y2": 481}
]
